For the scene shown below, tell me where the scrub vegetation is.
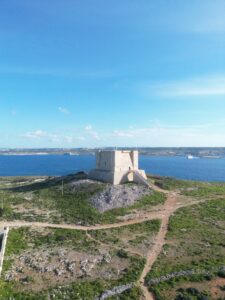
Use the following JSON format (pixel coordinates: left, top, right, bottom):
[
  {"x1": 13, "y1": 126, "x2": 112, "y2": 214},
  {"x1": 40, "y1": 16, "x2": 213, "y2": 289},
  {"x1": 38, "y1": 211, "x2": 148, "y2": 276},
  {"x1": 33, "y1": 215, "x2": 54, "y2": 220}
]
[
  {"x1": 1, "y1": 174, "x2": 225, "y2": 299},
  {"x1": 0, "y1": 174, "x2": 165, "y2": 225},
  {"x1": 1, "y1": 224, "x2": 149, "y2": 300},
  {"x1": 151, "y1": 175, "x2": 225, "y2": 198},
  {"x1": 145, "y1": 198, "x2": 225, "y2": 300}
]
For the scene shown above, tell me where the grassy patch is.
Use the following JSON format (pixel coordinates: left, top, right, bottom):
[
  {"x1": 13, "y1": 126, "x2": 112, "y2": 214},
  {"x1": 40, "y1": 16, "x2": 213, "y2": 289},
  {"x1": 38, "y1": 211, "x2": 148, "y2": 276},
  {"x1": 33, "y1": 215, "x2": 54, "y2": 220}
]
[
  {"x1": 4, "y1": 227, "x2": 98, "y2": 257},
  {"x1": 129, "y1": 191, "x2": 165, "y2": 209},
  {"x1": 183, "y1": 184, "x2": 225, "y2": 198},
  {"x1": 150, "y1": 176, "x2": 204, "y2": 191},
  {"x1": 2, "y1": 226, "x2": 146, "y2": 300},
  {"x1": 5, "y1": 227, "x2": 29, "y2": 256},
  {"x1": 108, "y1": 285, "x2": 143, "y2": 299},
  {"x1": 89, "y1": 219, "x2": 161, "y2": 252},
  {"x1": 0, "y1": 176, "x2": 165, "y2": 225},
  {"x1": 145, "y1": 198, "x2": 225, "y2": 299},
  {"x1": 0, "y1": 279, "x2": 143, "y2": 300}
]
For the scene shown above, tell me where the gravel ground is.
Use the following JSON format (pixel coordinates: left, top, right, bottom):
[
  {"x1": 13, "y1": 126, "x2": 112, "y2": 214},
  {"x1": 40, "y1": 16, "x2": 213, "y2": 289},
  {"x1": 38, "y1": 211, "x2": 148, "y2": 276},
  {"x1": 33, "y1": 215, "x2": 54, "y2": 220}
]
[{"x1": 90, "y1": 184, "x2": 152, "y2": 212}]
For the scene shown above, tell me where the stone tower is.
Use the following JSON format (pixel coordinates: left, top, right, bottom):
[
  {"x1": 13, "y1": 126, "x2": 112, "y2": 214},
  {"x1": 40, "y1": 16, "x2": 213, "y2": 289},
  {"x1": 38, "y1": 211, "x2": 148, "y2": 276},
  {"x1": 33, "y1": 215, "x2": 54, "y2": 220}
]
[{"x1": 88, "y1": 150, "x2": 148, "y2": 185}]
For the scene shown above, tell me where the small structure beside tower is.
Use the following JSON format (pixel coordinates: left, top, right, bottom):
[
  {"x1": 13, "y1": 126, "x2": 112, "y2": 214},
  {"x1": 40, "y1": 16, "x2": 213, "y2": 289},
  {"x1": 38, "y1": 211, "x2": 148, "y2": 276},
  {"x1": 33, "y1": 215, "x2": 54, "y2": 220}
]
[{"x1": 89, "y1": 150, "x2": 148, "y2": 186}]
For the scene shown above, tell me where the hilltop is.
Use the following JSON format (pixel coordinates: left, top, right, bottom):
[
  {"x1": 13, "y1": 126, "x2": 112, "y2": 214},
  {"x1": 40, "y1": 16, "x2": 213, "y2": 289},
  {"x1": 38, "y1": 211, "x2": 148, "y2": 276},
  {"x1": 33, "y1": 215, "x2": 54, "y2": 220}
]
[{"x1": 0, "y1": 174, "x2": 224, "y2": 299}]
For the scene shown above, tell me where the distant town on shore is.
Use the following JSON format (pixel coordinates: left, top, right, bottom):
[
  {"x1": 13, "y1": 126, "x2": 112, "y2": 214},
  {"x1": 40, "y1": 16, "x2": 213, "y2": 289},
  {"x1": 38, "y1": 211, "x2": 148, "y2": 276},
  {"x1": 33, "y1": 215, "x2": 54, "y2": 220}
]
[{"x1": 1, "y1": 147, "x2": 225, "y2": 158}]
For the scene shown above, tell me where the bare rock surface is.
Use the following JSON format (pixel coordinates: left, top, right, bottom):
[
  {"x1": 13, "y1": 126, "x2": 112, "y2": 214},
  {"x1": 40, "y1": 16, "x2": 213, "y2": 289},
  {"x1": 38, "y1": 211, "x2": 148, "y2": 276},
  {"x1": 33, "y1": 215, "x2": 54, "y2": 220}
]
[
  {"x1": 4, "y1": 246, "x2": 125, "y2": 291},
  {"x1": 91, "y1": 184, "x2": 152, "y2": 212}
]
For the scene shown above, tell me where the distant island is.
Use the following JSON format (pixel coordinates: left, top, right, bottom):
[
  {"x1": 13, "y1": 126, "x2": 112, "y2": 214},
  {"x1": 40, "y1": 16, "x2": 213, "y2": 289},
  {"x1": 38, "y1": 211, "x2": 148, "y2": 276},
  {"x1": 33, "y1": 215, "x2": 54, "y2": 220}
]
[{"x1": 0, "y1": 147, "x2": 225, "y2": 158}]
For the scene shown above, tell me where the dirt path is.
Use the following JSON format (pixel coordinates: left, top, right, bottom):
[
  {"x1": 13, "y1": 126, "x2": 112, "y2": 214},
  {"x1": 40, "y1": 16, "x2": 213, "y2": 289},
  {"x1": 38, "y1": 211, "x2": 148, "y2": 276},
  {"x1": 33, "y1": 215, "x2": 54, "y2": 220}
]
[
  {"x1": 0, "y1": 210, "x2": 166, "y2": 231},
  {"x1": 139, "y1": 191, "x2": 178, "y2": 300},
  {"x1": 0, "y1": 183, "x2": 190, "y2": 299},
  {"x1": 0, "y1": 183, "x2": 169, "y2": 231}
]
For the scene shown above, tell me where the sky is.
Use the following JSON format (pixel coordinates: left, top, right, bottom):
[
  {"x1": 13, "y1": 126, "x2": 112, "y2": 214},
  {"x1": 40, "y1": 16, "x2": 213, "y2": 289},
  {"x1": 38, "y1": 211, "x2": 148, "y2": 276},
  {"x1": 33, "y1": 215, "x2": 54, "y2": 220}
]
[{"x1": 0, "y1": 0, "x2": 225, "y2": 148}]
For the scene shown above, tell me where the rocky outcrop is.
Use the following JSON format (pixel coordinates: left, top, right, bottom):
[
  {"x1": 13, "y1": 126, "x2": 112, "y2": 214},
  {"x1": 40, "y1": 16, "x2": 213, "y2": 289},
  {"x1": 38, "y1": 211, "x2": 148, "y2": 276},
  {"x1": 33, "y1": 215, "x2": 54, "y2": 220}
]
[
  {"x1": 5, "y1": 249, "x2": 113, "y2": 282},
  {"x1": 91, "y1": 184, "x2": 152, "y2": 212}
]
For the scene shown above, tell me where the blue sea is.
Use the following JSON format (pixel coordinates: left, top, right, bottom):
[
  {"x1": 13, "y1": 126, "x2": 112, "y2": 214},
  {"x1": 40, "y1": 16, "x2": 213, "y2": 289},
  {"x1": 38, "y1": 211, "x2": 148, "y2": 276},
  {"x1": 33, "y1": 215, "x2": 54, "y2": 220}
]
[{"x1": 0, "y1": 155, "x2": 225, "y2": 182}]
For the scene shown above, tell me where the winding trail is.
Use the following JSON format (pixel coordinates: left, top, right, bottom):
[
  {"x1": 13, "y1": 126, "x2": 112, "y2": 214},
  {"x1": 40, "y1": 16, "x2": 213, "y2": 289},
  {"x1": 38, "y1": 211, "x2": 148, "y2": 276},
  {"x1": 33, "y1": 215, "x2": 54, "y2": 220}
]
[
  {"x1": 0, "y1": 183, "x2": 189, "y2": 299},
  {"x1": 139, "y1": 191, "x2": 178, "y2": 300},
  {"x1": 0, "y1": 211, "x2": 166, "y2": 231}
]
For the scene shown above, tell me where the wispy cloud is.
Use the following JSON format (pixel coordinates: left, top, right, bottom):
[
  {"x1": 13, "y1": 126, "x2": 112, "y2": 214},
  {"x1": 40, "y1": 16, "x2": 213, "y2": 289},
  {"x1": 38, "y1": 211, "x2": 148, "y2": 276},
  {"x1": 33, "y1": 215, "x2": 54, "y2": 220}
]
[
  {"x1": 89, "y1": 131, "x2": 100, "y2": 140},
  {"x1": 84, "y1": 125, "x2": 100, "y2": 140},
  {"x1": 58, "y1": 106, "x2": 70, "y2": 115},
  {"x1": 22, "y1": 127, "x2": 98, "y2": 144},
  {"x1": 110, "y1": 121, "x2": 225, "y2": 147},
  {"x1": 22, "y1": 130, "x2": 60, "y2": 142},
  {"x1": 20, "y1": 119, "x2": 225, "y2": 147},
  {"x1": 84, "y1": 125, "x2": 93, "y2": 131},
  {"x1": 113, "y1": 130, "x2": 134, "y2": 137},
  {"x1": 143, "y1": 75, "x2": 225, "y2": 97},
  {"x1": 64, "y1": 136, "x2": 86, "y2": 143},
  {"x1": 23, "y1": 130, "x2": 47, "y2": 139}
]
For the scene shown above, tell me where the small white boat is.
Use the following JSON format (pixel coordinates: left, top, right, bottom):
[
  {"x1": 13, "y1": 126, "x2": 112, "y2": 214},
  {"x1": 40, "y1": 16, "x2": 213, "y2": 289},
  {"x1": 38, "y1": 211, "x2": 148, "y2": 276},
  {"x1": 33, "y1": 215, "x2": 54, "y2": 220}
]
[{"x1": 187, "y1": 155, "x2": 194, "y2": 159}]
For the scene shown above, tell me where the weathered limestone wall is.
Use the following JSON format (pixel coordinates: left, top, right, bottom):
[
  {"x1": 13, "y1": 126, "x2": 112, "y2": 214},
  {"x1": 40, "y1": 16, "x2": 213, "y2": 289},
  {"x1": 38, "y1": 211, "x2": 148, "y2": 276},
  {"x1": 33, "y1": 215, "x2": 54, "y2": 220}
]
[
  {"x1": 89, "y1": 150, "x2": 147, "y2": 185},
  {"x1": 96, "y1": 151, "x2": 116, "y2": 171},
  {"x1": 114, "y1": 151, "x2": 135, "y2": 172}
]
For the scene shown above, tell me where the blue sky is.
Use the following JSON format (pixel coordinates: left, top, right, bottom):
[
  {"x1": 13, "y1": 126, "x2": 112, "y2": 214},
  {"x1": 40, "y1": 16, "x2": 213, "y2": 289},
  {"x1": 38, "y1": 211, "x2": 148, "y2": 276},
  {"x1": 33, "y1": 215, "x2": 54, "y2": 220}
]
[{"x1": 0, "y1": 0, "x2": 225, "y2": 148}]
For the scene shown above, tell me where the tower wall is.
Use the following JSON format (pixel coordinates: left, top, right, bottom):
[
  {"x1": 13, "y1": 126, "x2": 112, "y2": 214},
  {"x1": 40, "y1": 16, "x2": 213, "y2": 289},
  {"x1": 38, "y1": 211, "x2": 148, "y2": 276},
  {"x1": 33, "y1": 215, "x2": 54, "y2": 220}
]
[{"x1": 89, "y1": 150, "x2": 147, "y2": 185}]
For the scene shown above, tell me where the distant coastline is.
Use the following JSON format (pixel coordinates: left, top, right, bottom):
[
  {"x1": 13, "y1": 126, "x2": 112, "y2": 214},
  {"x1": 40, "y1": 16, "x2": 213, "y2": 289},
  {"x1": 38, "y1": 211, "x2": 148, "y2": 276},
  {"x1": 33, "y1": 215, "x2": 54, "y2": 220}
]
[{"x1": 1, "y1": 147, "x2": 225, "y2": 158}]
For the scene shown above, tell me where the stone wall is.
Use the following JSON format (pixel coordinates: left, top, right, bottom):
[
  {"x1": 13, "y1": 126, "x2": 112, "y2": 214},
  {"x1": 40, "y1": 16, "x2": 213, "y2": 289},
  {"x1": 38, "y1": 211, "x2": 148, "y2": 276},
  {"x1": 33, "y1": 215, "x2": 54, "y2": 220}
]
[
  {"x1": 0, "y1": 227, "x2": 9, "y2": 277},
  {"x1": 96, "y1": 151, "x2": 116, "y2": 171}
]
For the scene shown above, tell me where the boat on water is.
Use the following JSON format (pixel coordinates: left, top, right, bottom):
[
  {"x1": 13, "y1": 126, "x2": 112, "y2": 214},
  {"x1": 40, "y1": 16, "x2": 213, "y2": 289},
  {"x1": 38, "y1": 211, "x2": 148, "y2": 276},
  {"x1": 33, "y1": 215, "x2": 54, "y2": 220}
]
[{"x1": 187, "y1": 154, "x2": 194, "y2": 159}]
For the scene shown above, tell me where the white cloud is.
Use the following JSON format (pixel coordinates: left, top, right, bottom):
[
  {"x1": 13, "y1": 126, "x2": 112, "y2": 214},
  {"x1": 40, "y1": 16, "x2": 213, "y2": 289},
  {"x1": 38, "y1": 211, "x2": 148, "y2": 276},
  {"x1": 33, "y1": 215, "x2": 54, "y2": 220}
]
[
  {"x1": 58, "y1": 106, "x2": 70, "y2": 115},
  {"x1": 87, "y1": 130, "x2": 100, "y2": 140},
  {"x1": 143, "y1": 75, "x2": 225, "y2": 97},
  {"x1": 76, "y1": 136, "x2": 86, "y2": 141},
  {"x1": 84, "y1": 125, "x2": 93, "y2": 131},
  {"x1": 64, "y1": 136, "x2": 85, "y2": 143},
  {"x1": 90, "y1": 131, "x2": 100, "y2": 140},
  {"x1": 23, "y1": 130, "x2": 47, "y2": 139},
  {"x1": 23, "y1": 130, "x2": 61, "y2": 143},
  {"x1": 22, "y1": 130, "x2": 88, "y2": 144},
  {"x1": 109, "y1": 120, "x2": 225, "y2": 147},
  {"x1": 113, "y1": 130, "x2": 134, "y2": 137},
  {"x1": 49, "y1": 134, "x2": 61, "y2": 143},
  {"x1": 84, "y1": 125, "x2": 100, "y2": 140},
  {"x1": 20, "y1": 120, "x2": 225, "y2": 147},
  {"x1": 64, "y1": 136, "x2": 73, "y2": 143}
]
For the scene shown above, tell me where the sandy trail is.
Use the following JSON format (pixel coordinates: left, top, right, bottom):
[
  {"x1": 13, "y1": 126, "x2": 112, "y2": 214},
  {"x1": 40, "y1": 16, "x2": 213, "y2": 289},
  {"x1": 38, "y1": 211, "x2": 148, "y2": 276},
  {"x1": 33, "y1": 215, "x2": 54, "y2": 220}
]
[
  {"x1": 139, "y1": 192, "x2": 177, "y2": 300},
  {"x1": 0, "y1": 210, "x2": 166, "y2": 231}
]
